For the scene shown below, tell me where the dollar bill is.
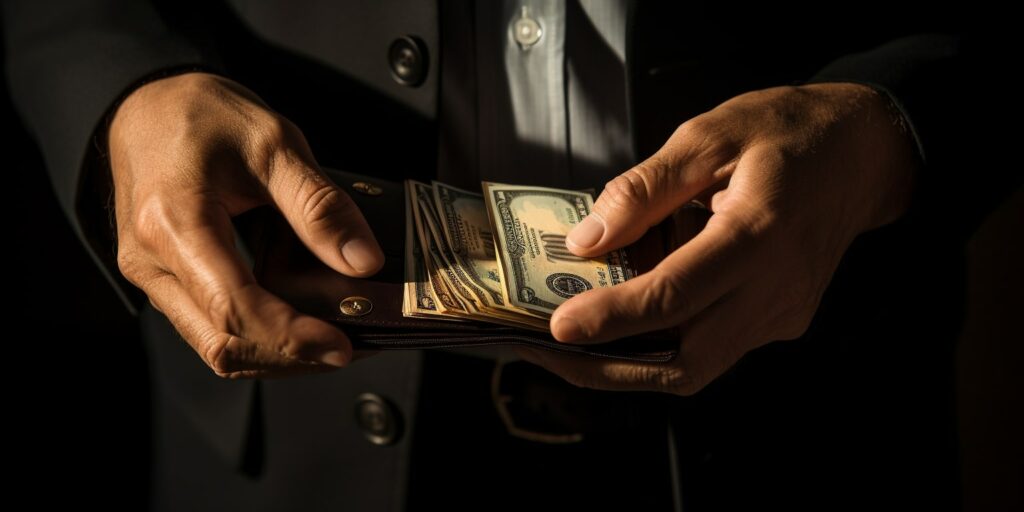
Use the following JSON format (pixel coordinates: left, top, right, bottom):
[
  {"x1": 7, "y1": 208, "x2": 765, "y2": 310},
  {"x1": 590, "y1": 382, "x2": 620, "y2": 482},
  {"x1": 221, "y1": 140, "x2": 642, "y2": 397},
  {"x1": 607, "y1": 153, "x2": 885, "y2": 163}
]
[
  {"x1": 403, "y1": 181, "x2": 449, "y2": 318},
  {"x1": 406, "y1": 180, "x2": 466, "y2": 315},
  {"x1": 415, "y1": 182, "x2": 484, "y2": 312},
  {"x1": 482, "y1": 182, "x2": 634, "y2": 316},
  {"x1": 432, "y1": 182, "x2": 521, "y2": 309},
  {"x1": 402, "y1": 179, "x2": 634, "y2": 329}
]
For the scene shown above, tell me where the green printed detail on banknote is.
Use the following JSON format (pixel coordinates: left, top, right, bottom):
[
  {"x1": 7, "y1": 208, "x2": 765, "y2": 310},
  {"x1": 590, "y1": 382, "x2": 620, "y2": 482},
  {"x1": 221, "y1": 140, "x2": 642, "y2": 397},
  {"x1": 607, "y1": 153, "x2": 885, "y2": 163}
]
[
  {"x1": 401, "y1": 179, "x2": 635, "y2": 329},
  {"x1": 483, "y1": 182, "x2": 633, "y2": 316}
]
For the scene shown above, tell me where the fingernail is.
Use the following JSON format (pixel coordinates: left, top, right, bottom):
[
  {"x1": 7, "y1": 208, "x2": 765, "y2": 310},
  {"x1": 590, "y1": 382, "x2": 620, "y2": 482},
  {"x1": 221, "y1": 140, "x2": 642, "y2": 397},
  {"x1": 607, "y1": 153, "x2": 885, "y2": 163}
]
[
  {"x1": 341, "y1": 238, "x2": 384, "y2": 273},
  {"x1": 552, "y1": 316, "x2": 585, "y2": 343},
  {"x1": 567, "y1": 215, "x2": 605, "y2": 250},
  {"x1": 319, "y1": 349, "x2": 349, "y2": 368}
]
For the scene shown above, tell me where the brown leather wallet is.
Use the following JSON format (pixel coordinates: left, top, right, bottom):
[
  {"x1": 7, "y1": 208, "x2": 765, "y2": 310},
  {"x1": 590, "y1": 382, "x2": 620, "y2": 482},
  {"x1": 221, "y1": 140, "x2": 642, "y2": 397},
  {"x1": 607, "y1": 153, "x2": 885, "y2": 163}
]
[{"x1": 251, "y1": 168, "x2": 679, "y2": 363}]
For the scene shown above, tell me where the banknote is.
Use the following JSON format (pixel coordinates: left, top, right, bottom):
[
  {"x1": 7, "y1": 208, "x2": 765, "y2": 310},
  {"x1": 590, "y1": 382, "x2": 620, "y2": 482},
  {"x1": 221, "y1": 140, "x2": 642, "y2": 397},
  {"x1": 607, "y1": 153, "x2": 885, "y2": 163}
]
[
  {"x1": 432, "y1": 181, "x2": 506, "y2": 307},
  {"x1": 482, "y1": 182, "x2": 634, "y2": 316},
  {"x1": 402, "y1": 179, "x2": 635, "y2": 329},
  {"x1": 403, "y1": 181, "x2": 447, "y2": 318},
  {"x1": 426, "y1": 185, "x2": 552, "y2": 328},
  {"x1": 406, "y1": 180, "x2": 466, "y2": 315}
]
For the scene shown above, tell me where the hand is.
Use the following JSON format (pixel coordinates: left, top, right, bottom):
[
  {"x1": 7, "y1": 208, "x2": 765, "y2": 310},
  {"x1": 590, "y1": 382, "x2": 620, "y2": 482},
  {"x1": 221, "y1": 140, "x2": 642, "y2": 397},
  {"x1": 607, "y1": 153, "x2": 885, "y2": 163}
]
[
  {"x1": 109, "y1": 72, "x2": 384, "y2": 378},
  {"x1": 520, "y1": 83, "x2": 919, "y2": 395}
]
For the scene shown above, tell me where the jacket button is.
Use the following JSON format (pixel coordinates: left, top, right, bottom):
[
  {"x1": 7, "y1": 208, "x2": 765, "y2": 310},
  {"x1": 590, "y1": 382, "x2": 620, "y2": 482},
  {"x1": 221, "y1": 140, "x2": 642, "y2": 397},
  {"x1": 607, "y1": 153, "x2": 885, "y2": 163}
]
[
  {"x1": 351, "y1": 181, "x2": 383, "y2": 196},
  {"x1": 354, "y1": 393, "x2": 402, "y2": 445},
  {"x1": 388, "y1": 36, "x2": 428, "y2": 87}
]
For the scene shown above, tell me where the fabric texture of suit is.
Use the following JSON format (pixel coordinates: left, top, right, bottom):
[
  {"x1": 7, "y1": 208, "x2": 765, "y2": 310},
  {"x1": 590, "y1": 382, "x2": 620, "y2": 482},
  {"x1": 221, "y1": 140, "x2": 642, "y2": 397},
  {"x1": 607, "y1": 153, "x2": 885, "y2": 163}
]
[{"x1": 3, "y1": 1, "x2": 1015, "y2": 510}]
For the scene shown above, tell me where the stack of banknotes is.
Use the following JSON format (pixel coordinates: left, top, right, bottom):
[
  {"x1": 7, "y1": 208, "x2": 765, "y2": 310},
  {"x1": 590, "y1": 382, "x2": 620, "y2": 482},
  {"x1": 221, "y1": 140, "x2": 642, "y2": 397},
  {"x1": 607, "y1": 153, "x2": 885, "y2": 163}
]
[{"x1": 403, "y1": 180, "x2": 636, "y2": 330}]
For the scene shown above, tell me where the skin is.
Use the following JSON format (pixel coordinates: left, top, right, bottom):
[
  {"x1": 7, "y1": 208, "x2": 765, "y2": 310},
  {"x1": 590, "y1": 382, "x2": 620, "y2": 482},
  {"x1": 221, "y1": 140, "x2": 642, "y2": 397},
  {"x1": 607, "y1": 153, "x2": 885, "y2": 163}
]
[
  {"x1": 111, "y1": 73, "x2": 916, "y2": 392},
  {"x1": 518, "y1": 82, "x2": 920, "y2": 395},
  {"x1": 109, "y1": 72, "x2": 384, "y2": 378}
]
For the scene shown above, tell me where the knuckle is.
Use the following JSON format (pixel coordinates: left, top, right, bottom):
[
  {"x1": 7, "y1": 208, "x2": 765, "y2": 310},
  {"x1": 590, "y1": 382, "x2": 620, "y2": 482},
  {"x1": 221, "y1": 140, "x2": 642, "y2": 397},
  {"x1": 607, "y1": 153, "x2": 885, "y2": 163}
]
[
  {"x1": 673, "y1": 115, "x2": 736, "y2": 163},
  {"x1": 203, "y1": 333, "x2": 245, "y2": 377},
  {"x1": 628, "y1": 364, "x2": 686, "y2": 393},
  {"x1": 669, "y1": 356, "x2": 707, "y2": 396},
  {"x1": 708, "y1": 210, "x2": 764, "y2": 247},
  {"x1": 675, "y1": 331, "x2": 752, "y2": 396},
  {"x1": 675, "y1": 115, "x2": 714, "y2": 141},
  {"x1": 656, "y1": 366, "x2": 699, "y2": 396},
  {"x1": 174, "y1": 72, "x2": 217, "y2": 95},
  {"x1": 302, "y1": 185, "x2": 355, "y2": 234},
  {"x1": 276, "y1": 336, "x2": 305, "y2": 361},
  {"x1": 205, "y1": 286, "x2": 240, "y2": 333},
  {"x1": 640, "y1": 272, "x2": 691, "y2": 322},
  {"x1": 258, "y1": 304, "x2": 305, "y2": 358},
  {"x1": 115, "y1": 247, "x2": 170, "y2": 292},
  {"x1": 129, "y1": 196, "x2": 175, "y2": 250},
  {"x1": 257, "y1": 114, "x2": 298, "y2": 146},
  {"x1": 767, "y1": 274, "x2": 824, "y2": 342},
  {"x1": 115, "y1": 248, "x2": 142, "y2": 282},
  {"x1": 602, "y1": 163, "x2": 658, "y2": 212},
  {"x1": 248, "y1": 115, "x2": 304, "y2": 175}
]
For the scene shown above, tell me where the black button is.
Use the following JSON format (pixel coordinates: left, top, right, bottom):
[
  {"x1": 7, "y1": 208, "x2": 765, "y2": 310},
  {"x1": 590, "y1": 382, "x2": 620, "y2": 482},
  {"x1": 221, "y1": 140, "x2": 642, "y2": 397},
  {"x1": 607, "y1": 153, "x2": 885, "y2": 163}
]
[
  {"x1": 354, "y1": 393, "x2": 402, "y2": 445},
  {"x1": 388, "y1": 36, "x2": 428, "y2": 87}
]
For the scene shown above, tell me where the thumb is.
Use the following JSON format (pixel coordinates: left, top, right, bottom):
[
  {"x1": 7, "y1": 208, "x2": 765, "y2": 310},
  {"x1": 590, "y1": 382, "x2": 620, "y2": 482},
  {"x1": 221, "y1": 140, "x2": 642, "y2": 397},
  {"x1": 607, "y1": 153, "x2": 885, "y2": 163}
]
[
  {"x1": 566, "y1": 121, "x2": 732, "y2": 257},
  {"x1": 259, "y1": 127, "x2": 384, "y2": 277},
  {"x1": 552, "y1": 215, "x2": 745, "y2": 344}
]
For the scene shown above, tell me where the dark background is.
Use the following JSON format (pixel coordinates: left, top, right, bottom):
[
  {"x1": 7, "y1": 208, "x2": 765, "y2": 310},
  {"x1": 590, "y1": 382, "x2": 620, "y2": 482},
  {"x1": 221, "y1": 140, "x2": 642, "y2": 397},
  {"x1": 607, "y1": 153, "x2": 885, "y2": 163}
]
[
  {"x1": 4, "y1": 39, "x2": 1022, "y2": 512},
  {"x1": 5, "y1": 85, "x2": 149, "y2": 503}
]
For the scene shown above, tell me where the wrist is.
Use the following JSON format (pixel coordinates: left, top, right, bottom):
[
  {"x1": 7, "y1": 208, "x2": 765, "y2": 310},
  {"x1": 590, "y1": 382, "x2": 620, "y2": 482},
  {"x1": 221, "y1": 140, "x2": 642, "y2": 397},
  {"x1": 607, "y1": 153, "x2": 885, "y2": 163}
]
[
  {"x1": 857, "y1": 84, "x2": 920, "y2": 232},
  {"x1": 805, "y1": 82, "x2": 920, "y2": 235}
]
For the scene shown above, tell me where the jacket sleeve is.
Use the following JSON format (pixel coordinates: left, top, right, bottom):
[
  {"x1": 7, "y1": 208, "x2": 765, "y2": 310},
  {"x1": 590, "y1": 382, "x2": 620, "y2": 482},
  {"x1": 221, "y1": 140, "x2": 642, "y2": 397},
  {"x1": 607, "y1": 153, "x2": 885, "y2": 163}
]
[
  {"x1": 811, "y1": 33, "x2": 1019, "y2": 239},
  {"x1": 3, "y1": 0, "x2": 221, "y2": 311}
]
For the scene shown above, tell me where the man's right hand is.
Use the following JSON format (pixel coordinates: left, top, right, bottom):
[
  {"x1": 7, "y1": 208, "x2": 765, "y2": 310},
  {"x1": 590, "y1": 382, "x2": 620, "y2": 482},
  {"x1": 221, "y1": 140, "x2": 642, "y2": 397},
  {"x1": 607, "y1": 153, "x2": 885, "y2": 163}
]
[{"x1": 108, "y1": 72, "x2": 383, "y2": 378}]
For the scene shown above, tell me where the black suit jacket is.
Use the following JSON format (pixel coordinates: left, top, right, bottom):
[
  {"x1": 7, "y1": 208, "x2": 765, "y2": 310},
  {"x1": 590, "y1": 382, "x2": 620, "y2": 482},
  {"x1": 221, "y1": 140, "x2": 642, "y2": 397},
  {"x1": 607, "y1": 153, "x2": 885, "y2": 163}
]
[{"x1": 3, "y1": 1, "x2": 1014, "y2": 510}]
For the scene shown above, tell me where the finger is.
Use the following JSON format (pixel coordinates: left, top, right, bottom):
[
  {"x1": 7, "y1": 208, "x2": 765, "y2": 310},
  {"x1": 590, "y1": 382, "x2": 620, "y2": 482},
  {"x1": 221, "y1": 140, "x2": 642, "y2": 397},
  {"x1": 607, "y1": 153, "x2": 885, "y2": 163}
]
[
  {"x1": 143, "y1": 197, "x2": 353, "y2": 367},
  {"x1": 256, "y1": 123, "x2": 384, "y2": 276},
  {"x1": 551, "y1": 213, "x2": 753, "y2": 343},
  {"x1": 522, "y1": 294, "x2": 747, "y2": 395},
  {"x1": 567, "y1": 117, "x2": 739, "y2": 257},
  {"x1": 143, "y1": 270, "x2": 339, "y2": 378}
]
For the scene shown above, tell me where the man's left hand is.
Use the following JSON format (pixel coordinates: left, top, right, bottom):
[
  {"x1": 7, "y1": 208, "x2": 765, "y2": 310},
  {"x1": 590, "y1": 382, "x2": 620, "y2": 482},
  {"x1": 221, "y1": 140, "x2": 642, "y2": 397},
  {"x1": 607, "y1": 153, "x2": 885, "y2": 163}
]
[{"x1": 519, "y1": 83, "x2": 919, "y2": 395}]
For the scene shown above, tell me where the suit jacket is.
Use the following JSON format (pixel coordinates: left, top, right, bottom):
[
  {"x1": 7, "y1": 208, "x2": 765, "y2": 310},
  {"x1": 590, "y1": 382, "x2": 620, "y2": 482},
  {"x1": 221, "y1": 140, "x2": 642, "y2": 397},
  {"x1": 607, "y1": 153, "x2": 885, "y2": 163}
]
[{"x1": 3, "y1": 1, "x2": 1013, "y2": 510}]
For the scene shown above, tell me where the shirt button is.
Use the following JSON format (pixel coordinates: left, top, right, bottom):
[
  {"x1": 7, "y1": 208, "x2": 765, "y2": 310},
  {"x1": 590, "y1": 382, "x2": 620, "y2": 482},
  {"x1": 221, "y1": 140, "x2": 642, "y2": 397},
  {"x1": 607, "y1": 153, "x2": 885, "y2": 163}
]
[
  {"x1": 512, "y1": 6, "x2": 543, "y2": 49},
  {"x1": 354, "y1": 393, "x2": 403, "y2": 446},
  {"x1": 388, "y1": 36, "x2": 428, "y2": 87}
]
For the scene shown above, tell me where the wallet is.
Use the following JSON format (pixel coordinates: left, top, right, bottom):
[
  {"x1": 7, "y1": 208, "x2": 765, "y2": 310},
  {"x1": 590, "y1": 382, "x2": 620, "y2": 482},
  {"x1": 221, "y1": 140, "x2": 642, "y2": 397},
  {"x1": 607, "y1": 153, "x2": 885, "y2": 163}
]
[{"x1": 251, "y1": 168, "x2": 680, "y2": 363}]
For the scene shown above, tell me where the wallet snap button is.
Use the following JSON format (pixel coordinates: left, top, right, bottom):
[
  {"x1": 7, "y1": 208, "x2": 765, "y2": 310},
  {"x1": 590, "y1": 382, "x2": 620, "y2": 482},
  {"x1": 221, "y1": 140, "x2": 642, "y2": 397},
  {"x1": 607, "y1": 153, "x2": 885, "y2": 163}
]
[
  {"x1": 340, "y1": 296, "x2": 373, "y2": 317},
  {"x1": 351, "y1": 181, "x2": 383, "y2": 196}
]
